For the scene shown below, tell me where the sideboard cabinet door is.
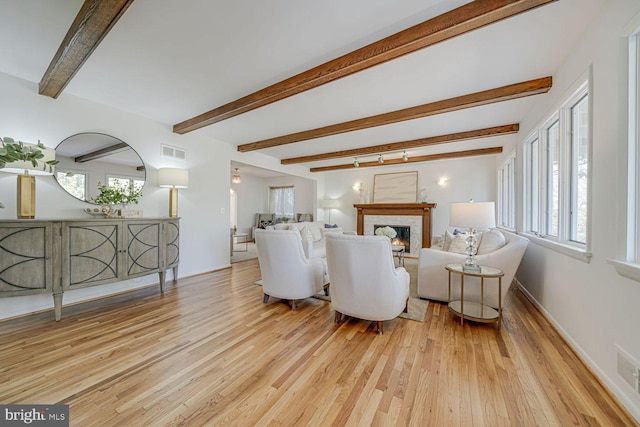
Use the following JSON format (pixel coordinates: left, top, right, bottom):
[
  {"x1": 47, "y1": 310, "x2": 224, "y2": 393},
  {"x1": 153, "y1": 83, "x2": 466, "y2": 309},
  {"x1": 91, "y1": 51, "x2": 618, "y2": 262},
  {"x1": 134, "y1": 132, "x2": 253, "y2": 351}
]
[
  {"x1": 125, "y1": 220, "x2": 161, "y2": 278},
  {"x1": 62, "y1": 221, "x2": 121, "y2": 290},
  {"x1": 0, "y1": 222, "x2": 53, "y2": 296}
]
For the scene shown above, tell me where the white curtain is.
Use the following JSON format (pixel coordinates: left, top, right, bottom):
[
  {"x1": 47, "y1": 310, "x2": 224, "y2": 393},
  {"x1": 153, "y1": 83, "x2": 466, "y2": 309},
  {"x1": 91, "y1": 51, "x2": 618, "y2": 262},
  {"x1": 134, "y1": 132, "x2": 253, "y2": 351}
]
[{"x1": 269, "y1": 186, "x2": 295, "y2": 218}]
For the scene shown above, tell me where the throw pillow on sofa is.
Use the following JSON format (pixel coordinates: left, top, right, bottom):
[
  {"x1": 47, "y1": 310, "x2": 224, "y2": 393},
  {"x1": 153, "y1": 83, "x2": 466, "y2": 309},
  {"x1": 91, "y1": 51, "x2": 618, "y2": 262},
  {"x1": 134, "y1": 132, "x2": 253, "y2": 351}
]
[
  {"x1": 320, "y1": 227, "x2": 342, "y2": 240},
  {"x1": 448, "y1": 233, "x2": 468, "y2": 254},
  {"x1": 299, "y1": 225, "x2": 314, "y2": 241},
  {"x1": 477, "y1": 229, "x2": 506, "y2": 254}
]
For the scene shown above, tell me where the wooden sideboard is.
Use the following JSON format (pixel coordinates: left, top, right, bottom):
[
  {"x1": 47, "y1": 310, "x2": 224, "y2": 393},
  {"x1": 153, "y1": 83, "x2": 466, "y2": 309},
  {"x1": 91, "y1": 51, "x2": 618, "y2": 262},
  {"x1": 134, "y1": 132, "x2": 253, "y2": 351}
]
[
  {"x1": 353, "y1": 203, "x2": 437, "y2": 248},
  {"x1": 0, "y1": 218, "x2": 179, "y2": 320}
]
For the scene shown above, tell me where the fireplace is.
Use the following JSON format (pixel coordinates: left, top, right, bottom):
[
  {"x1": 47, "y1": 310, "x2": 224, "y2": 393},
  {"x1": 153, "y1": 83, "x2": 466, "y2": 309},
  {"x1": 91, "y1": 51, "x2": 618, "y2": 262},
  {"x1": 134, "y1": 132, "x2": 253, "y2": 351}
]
[{"x1": 375, "y1": 224, "x2": 410, "y2": 252}]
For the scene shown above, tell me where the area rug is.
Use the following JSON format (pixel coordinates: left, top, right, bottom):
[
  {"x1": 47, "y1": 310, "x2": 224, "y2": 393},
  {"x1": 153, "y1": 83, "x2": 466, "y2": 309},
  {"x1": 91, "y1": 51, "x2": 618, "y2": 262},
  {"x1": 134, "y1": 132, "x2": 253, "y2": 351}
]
[{"x1": 253, "y1": 258, "x2": 428, "y2": 322}]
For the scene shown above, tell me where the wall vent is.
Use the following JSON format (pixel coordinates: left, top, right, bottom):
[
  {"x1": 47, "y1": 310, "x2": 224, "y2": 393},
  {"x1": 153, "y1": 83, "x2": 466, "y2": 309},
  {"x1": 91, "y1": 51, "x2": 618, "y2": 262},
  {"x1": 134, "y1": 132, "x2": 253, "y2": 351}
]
[
  {"x1": 616, "y1": 346, "x2": 640, "y2": 394},
  {"x1": 161, "y1": 144, "x2": 187, "y2": 161}
]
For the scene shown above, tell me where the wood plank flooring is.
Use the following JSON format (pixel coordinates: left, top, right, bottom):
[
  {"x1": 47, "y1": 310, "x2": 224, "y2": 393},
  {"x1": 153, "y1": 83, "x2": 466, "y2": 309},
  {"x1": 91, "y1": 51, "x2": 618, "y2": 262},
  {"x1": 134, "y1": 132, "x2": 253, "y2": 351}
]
[{"x1": 0, "y1": 258, "x2": 637, "y2": 426}]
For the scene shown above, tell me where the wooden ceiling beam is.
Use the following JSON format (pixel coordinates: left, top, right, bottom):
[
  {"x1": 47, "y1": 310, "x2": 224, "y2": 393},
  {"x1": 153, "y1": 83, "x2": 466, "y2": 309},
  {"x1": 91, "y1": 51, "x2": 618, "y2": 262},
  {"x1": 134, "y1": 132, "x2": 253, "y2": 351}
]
[
  {"x1": 39, "y1": 0, "x2": 135, "y2": 99},
  {"x1": 173, "y1": 0, "x2": 557, "y2": 134},
  {"x1": 74, "y1": 142, "x2": 129, "y2": 163},
  {"x1": 239, "y1": 77, "x2": 550, "y2": 152},
  {"x1": 309, "y1": 147, "x2": 503, "y2": 172},
  {"x1": 281, "y1": 124, "x2": 518, "y2": 165}
]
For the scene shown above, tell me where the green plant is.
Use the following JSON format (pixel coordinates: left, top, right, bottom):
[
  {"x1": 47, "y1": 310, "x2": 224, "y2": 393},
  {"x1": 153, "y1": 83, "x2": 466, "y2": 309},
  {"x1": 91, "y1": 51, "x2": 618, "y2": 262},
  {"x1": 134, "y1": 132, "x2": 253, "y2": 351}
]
[
  {"x1": 0, "y1": 137, "x2": 59, "y2": 209},
  {"x1": 91, "y1": 180, "x2": 142, "y2": 206},
  {"x1": 278, "y1": 217, "x2": 290, "y2": 223}
]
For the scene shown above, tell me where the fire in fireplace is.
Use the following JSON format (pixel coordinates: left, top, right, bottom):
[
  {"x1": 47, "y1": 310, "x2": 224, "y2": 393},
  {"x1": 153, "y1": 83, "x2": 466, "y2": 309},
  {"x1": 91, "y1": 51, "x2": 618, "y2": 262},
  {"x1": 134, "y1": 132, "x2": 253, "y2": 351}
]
[{"x1": 374, "y1": 224, "x2": 410, "y2": 252}]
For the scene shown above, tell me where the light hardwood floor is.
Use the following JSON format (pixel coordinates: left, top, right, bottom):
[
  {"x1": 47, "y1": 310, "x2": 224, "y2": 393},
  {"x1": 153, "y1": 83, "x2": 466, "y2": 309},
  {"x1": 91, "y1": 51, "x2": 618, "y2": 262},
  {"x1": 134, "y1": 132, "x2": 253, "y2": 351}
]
[{"x1": 0, "y1": 258, "x2": 637, "y2": 426}]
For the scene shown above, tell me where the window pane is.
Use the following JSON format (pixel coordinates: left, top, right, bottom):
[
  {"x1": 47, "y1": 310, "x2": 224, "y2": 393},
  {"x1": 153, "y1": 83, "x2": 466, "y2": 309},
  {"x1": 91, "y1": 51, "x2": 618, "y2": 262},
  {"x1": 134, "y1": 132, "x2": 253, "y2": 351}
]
[
  {"x1": 269, "y1": 187, "x2": 295, "y2": 218},
  {"x1": 529, "y1": 139, "x2": 539, "y2": 233},
  {"x1": 547, "y1": 121, "x2": 559, "y2": 237},
  {"x1": 56, "y1": 171, "x2": 86, "y2": 200},
  {"x1": 571, "y1": 95, "x2": 589, "y2": 243}
]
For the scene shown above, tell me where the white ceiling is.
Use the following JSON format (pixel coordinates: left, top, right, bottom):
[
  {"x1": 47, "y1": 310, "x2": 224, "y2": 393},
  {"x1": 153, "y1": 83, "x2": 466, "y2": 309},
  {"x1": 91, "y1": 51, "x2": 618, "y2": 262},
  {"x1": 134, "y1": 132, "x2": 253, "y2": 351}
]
[{"x1": 0, "y1": 0, "x2": 604, "y2": 174}]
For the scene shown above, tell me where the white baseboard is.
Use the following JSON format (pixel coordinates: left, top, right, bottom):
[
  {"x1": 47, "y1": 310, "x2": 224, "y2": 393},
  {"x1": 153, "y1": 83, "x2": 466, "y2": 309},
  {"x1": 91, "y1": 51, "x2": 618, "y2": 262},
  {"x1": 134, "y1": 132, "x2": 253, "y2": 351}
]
[{"x1": 513, "y1": 278, "x2": 640, "y2": 422}]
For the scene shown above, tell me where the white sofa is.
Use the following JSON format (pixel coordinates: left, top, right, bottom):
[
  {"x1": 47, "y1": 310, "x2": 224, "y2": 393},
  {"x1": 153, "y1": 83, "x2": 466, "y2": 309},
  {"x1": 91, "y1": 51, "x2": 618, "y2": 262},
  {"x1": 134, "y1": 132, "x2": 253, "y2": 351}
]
[
  {"x1": 417, "y1": 229, "x2": 529, "y2": 308},
  {"x1": 271, "y1": 221, "x2": 346, "y2": 259},
  {"x1": 325, "y1": 233, "x2": 410, "y2": 334}
]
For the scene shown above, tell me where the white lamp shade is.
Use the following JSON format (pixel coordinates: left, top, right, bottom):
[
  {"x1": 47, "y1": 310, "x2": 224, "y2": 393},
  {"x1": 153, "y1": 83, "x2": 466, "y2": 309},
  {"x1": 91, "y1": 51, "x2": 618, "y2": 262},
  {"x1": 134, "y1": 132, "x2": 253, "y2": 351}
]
[
  {"x1": 321, "y1": 199, "x2": 340, "y2": 209},
  {"x1": 0, "y1": 144, "x2": 56, "y2": 176},
  {"x1": 158, "y1": 168, "x2": 189, "y2": 188},
  {"x1": 450, "y1": 202, "x2": 496, "y2": 229}
]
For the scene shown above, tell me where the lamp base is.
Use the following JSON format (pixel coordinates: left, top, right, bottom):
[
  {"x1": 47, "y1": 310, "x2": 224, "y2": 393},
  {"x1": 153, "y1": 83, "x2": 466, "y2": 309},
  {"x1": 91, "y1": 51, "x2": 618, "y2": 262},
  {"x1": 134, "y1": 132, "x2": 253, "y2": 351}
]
[
  {"x1": 17, "y1": 174, "x2": 36, "y2": 219},
  {"x1": 168, "y1": 187, "x2": 179, "y2": 218},
  {"x1": 462, "y1": 264, "x2": 481, "y2": 273}
]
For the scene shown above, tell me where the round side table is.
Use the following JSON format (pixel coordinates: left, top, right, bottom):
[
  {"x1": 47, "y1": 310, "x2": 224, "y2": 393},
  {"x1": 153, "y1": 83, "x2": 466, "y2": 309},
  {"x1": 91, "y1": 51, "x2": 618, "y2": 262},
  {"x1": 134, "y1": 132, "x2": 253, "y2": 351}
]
[{"x1": 445, "y1": 263, "x2": 504, "y2": 328}]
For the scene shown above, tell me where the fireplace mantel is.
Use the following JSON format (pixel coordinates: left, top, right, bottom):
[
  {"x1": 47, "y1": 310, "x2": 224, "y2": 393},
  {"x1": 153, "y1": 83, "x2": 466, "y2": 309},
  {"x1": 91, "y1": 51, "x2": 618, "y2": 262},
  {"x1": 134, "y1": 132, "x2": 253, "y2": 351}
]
[{"x1": 354, "y1": 203, "x2": 437, "y2": 248}]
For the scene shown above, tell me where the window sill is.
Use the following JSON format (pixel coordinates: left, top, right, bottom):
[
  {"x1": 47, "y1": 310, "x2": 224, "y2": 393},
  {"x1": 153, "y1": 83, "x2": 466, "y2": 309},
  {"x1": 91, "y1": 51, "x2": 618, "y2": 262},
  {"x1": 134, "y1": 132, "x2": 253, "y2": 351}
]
[
  {"x1": 522, "y1": 232, "x2": 592, "y2": 263},
  {"x1": 607, "y1": 259, "x2": 640, "y2": 282}
]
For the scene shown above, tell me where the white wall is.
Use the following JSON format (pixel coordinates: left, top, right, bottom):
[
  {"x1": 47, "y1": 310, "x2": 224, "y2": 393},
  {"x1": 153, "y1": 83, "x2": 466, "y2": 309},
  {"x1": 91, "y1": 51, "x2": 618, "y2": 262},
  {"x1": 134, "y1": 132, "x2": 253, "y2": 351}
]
[
  {"x1": 322, "y1": 155, "x2": 498, "y2": 234},
  {"x1": 232, "y1": 174, "x2": 267, "y2": 236},
  {"x1": 503, "y1": 0, "x2": 640, "y2": 419},
  {"x1": 0, "y1": 72, "x2": 232, "y2": 319}
]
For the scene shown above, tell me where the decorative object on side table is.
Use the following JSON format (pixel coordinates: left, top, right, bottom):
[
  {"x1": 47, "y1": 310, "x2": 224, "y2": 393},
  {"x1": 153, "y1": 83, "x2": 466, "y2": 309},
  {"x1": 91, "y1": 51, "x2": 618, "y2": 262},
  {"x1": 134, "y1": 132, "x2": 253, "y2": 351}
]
[
  {"x1": 449, "y1": 201, "x2": 496, "y2": 272},
  {"x1": 0, "y1": 137, "x2": 58, "y2": 218}
]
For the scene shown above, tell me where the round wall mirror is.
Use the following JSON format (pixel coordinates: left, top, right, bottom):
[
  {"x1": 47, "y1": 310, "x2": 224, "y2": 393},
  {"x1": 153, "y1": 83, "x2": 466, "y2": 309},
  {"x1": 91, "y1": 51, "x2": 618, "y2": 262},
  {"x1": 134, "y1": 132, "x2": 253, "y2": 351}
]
[{"x1": 54, "y1": 133, "x2": 145, "y2": 204}]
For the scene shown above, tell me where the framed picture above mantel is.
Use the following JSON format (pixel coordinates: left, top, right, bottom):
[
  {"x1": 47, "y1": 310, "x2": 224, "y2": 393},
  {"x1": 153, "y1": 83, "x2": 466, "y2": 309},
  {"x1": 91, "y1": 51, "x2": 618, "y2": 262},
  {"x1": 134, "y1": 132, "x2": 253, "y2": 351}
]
[{"x1": 373, "y1": 171, "x2": 418, "y2": 203}]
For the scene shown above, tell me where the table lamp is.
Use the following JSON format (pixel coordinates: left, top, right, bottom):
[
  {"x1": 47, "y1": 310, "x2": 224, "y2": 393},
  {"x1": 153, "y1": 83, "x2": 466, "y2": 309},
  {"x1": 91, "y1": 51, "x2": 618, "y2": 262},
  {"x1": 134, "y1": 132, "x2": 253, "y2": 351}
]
[
  {"x1": 449, "y1": 201, "x2": 496, "y2": 272},
  {"x1": 158, "y1": 168, "x2": 188, "y2": 217}
]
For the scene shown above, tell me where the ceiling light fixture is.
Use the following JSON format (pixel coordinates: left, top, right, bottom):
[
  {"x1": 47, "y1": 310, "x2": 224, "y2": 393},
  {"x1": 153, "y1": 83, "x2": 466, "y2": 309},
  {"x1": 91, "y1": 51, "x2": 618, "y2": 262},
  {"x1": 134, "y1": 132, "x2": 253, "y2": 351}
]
[
  {"x1": 231, "y1": 168, "x2": 241, "y2": 184},
  {"x1": 353, "y1": 158, "x2": 359, "y2": 168},
  {"x1": 402, "y1": 151, "x2": 409, "y2": 162},
  {"x1": 378, "y1": 154, "x2": 384, "y2": 164}
]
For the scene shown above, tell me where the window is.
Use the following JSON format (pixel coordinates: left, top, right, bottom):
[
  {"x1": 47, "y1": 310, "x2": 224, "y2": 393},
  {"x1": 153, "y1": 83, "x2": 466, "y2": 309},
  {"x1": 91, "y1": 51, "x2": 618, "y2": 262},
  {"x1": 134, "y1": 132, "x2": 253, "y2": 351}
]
[
  {"x1": 56, "y1": 171, "x2": 87, "y2": 200},
  {"x1": 497, "y1": 152, "x2": 516, "y2": 229},
  {"x1": 269, "y1": 186, "x2": 294, "y2": 219},
  {"x1": 107, "y1": 176, "x2": 144, "y2": 195},
  {"x1": 524, "y1": 76, "x2": 591, "y2": 258}
]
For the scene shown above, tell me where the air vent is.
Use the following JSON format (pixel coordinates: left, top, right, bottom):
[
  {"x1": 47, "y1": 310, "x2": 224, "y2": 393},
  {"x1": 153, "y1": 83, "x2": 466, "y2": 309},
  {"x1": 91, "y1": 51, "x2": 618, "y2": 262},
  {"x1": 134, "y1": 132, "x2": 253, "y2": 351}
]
[
  {"x1": 616, "y1": 346, "x2": 640, "y2": 394},
  {"x1": 161, "y1": 144, "x2": 187, "y2": 161}
]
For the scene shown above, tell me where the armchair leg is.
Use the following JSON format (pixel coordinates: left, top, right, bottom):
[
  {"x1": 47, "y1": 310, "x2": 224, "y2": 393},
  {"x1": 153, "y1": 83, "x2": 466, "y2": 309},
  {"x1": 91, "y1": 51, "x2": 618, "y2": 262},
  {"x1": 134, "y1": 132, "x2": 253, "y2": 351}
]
[
  {"x1": 404, "y1": 299, "x2": 409, "y2": 313},
  {"x1": 376, "y1": 321, "x2": 384, "y2": 335},
  {"x1": 324, "y1": 284, "x2": 330, "y2": 296},
  {"x1": 335, "y1": 311, "x2": 343, "y2": 323},
  {"x1": 263, "y1": 293, "x2": 269, "y2": 303},
  {"x1": 290, "y1": 300, "x2": 297, "y2": 311}
]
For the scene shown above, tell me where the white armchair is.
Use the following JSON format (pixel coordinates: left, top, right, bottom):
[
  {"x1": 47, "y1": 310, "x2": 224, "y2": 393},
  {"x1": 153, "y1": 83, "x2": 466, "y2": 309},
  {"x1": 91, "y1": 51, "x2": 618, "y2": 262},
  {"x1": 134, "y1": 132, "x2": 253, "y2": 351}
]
[
  {"x1": 255, "y1": 229, "x2": 329, "y2": 310},
  {"x1": 417, "y1": 229, "x2": 528, "y2": 308},
  {"x1": 325, "y1": 234, "x2": 410, "y2": 334}
]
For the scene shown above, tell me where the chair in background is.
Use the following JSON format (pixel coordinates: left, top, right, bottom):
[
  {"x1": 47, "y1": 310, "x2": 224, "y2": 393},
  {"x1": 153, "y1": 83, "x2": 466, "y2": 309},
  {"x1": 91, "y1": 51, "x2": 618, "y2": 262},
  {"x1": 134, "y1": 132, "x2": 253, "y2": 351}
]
[
  {"x1": 296, "y1": 213, "x2": 313, "y2": 222},
  {"x1": 325, "y1": 233, "x2": 410, "y2": 334},
  {"x1": 251, "y1": 213, "x2": 276, "y2": 240},
  {"x1": 255, "y1": 229, "x2": 329, "y2": 310}
]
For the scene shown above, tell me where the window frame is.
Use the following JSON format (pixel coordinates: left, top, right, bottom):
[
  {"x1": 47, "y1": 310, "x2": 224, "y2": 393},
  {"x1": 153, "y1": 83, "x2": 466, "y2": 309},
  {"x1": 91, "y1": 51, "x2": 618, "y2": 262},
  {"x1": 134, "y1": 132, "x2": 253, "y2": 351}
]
[
  {"x1": 522, "y1": 71, "x2": 592, "y2": 263},
  {"x1": 497, "y1": 151, "x2": 516, "y2": 230}
]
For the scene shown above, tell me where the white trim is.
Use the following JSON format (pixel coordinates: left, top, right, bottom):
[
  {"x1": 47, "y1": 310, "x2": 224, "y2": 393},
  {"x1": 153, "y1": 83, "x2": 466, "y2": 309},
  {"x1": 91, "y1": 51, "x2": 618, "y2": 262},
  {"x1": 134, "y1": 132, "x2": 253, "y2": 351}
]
[
  {"x1": 521, "y1": 231, "x2": 592, "y2": 263},
  {"x1": 608, "y1": 259, "x2": 640, "y2": 283},
  {"x1": 513, "y1": 279, "x2": 640, "y2": 421}
]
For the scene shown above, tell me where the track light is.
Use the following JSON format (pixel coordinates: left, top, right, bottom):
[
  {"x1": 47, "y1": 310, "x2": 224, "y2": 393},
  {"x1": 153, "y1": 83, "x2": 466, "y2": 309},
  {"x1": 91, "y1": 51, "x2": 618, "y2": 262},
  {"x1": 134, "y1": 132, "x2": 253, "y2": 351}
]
[
  {"x1": 378, "y1": 154, "x2": 384, "y2": 164},
  {"x1": 353, "y1": 158, "x2": 359, "y2": 168},
  {"x1": 402, "y1": 151, "x2": 408, "y2": 162}
]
